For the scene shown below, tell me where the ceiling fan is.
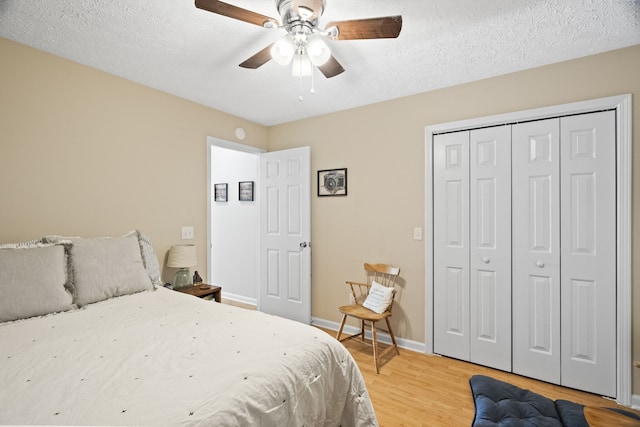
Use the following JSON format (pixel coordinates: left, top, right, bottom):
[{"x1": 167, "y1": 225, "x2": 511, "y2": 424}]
[{"x1": 195, "y1": 0, "x2": 402, "y2": 78}]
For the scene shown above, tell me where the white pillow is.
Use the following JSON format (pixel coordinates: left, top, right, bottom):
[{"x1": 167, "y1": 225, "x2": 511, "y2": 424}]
[
  {"x1": 0, "y1": 244, "x2": 74, "y2": 322},
  {"x1": 136, "y1": 231, "x2": 162, "y2": 286},
  {"x1": 68, "y1": 234, "x2": 153, "y2": 306},
  {"x1": 362, "y1": 280, "x2": 394, "y2": 314},
  {"x1": 46, "y1": 231, "x2": 162, "y2": 288},
  {"x1": 0, "y1": 239, "x2": 45, "y2": 249}
]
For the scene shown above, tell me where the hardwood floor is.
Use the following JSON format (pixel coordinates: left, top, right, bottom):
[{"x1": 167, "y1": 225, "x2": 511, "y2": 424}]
[
  {"x1": 221, "y1": 300, "x2": 638, "y2": 425},
  {"x1": 331, "y1": 332, "x2": 639, "y2": 426}
]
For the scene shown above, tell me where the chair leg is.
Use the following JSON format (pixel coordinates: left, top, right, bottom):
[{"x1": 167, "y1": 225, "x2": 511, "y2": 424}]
[
  {"x1": 385, "y1": 317, "x2": 400, "y2": 355},
  {"x1": 360, "y1": 319, "x2": 365, "y2": 341},
  {"x1": 336, "y1": 315, "x2": 348, "y2": 340},
  {"x1": 371, "y1": 321, "x2": 379, "y2": 374}
]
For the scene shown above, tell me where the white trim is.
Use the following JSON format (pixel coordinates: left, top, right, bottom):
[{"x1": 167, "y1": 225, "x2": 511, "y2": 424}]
[
  {"x1": 616, "y1": 94, "x2": 633, "y2": 406},
  {"x1": 221, "y1": 292, "x2": 258, "y2": 307},
  {"x1": 631, "y1": 394, "x2": 640, "y2": 410},
  {"x1": 424, "y1": 127, "x2": 435, "y2": 356},
  {"x1": 312, "y1": 317, "x2": 427, "y2": 353},
  {"x1": 206, "y1": 136, "x2": 265, "y2": 296},
  {"x1": 207, "y1": 137, "x2": 266, "y2": 154},
  {"x1": 424, "y1": 94, "x2": 632, "y2": 406}
]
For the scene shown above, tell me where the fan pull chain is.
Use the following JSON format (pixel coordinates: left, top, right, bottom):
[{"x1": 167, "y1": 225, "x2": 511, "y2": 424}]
[
  {"x1": 298, "y1": 68, "x2": 318, "y2": 102},
  {"x1": 310, "y1": 68, "x2": 316, "y2": 94},
  {"x1": 298, "y1": 73, "x2": 304, "y2": 102}
]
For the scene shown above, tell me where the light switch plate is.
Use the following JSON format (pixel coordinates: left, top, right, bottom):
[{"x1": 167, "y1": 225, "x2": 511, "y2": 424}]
[
  {"x1": 413, "y1": 227, "x2": 423, "y2": 241},
  {"x1": 181, "y1": 226, "x2": 194, "y2": 240}
]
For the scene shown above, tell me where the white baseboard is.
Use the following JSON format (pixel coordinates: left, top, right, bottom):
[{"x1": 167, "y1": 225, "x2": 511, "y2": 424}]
[
  {"x1": 631, "y1": 394, "x2": 640, "y2": 410},
  {"x1": 311, "y1": 317, "x2": 426, "y2": 353},
  {"x1": 221, "y1": 292, "x2": 257, "y2": 307}
]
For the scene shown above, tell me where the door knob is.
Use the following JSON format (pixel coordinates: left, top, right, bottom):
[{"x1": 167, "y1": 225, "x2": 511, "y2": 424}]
[
  {"x1": 482, "y1": 257, "x2": 490, "y2": 264},
  {"x1": 536, "y1": 261, "x2": 545, "y2": 268},
  {"x1": 299, "y1": 242, "x2": 308, "y2": 249}
]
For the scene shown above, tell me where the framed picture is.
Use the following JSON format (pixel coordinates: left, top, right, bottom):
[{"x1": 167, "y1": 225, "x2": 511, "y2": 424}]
[
  {"x1": 318, "y1": 168, "x2": 347, "y2": 197},
  {"x1": 239, "y1": 181, "x2": 254, "y2": 201},
  {"x1": 214, "y1": 183, "x2": 228, "y2": 202}
]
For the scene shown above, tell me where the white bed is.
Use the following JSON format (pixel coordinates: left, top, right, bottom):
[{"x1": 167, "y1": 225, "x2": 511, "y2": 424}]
[{"x1": 0, "y1": 286, "x2": 376, "y2": 425}]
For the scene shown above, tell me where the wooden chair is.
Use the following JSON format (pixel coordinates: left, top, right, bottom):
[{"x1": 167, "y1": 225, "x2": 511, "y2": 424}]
[{"x1": 336, "y1": 263, "x2": 401, "y2": 373}]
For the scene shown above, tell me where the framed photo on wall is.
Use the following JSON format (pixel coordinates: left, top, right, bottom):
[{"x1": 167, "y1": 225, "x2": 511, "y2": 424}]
[
  {"x1": 318, "y1": 168, "x2": 347, "y2": 197},
  {"x1": 239, "y1": 181, "x2": 254, "y2": 201},
  {"x1": 214, "y1": 183, "x2": 228, "y2": 202}
]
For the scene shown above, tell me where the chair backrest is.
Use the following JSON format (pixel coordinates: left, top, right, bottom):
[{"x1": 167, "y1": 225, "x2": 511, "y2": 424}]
[
  {"x1": 348, "y1": 263, "x2": 401, "y2": 306},
  {"x1": 364, "y1": 263, "x2": 400, "y2": 288}
]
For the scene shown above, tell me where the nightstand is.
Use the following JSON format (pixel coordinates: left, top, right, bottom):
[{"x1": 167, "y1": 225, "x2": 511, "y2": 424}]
[{"x1": 176, "y1": 284, "x2": 222, "y2": 303}]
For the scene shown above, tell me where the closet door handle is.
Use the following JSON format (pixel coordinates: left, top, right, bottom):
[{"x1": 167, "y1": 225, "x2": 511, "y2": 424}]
[
  {"x1": 482, "y1": 257, "x2": 490, "y2": 264},
  {"x1": 536, "y1": 261, "x2": 545, "y2": 268}
]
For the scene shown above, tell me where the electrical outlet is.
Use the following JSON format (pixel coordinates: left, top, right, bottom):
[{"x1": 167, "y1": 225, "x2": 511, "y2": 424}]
[
  {"x1": 413, "y1": 227, "x2": 423, "y2": 241},
  {"x1": 181, "y1": 226, "x2": 194, "y2": 240}
]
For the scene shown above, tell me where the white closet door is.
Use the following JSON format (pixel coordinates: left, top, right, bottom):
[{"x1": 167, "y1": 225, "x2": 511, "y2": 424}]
[
  {"x1": 512, "y1": 119, "x2": 561, "y2": 383},
  {"x1": 433, "y1": 131, "x2": 470, "y2": 360},
  {"x1": 560, "y1": 111, "x2": 616, "y2": 397},
  {"x1": 469, "y1": 126, "x2": 512, "y2": 371}
]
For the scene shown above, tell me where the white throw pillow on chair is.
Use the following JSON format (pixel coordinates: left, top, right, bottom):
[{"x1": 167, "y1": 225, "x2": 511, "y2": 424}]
[{"x1": 362, "y1": 280, "x2": 394, "y2": 314}]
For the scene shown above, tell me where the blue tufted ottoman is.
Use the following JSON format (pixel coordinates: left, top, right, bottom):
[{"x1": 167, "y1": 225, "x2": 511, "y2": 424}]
[{"x1": 469, "y1": 375, "x2": 586, "y2": 426}]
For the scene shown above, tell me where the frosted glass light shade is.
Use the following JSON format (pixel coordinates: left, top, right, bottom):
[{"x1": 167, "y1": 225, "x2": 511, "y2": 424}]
[
  {"x1": 271, "y1": 37, "x2": 295, "y2": 65},
  {"x1": 292, "y1": 53, "x2": 312, "y2": 76},
  {"x1": 307, "y1": 37, "x2": 331, "y2": 66}
]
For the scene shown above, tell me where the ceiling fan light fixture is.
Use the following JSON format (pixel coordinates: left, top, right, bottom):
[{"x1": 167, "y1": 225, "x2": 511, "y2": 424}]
[
  {"x1": 271, "y1": 37, "x2": 295, "y2": 65},
  {"x1": 306, "y1": 36, "x2": 331, "y2": 66},
  {"x1": 297, "y1": 6, "x2": 314, "y2": 20},
  {"x1": 196, "y1": 0, "x2": 403, "y2": 80},
  {"x1": 291, "y1": 53, "x2": 312, "y2": 76}
]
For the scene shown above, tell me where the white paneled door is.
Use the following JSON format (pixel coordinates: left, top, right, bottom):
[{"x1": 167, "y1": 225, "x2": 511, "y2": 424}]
[
  {"x1": 512, "y1": 118, "x2": 561, "y2": 383},
  {"x1": 469, "y1": 126, "x2": 512, "y2": 371},
  {"x1": 512, "y1": 112, "x2": 616, "y2": 396},
  {"x1": 433, "y1": 111, "x2": 617, "y2": 397},
  {"x1": 560, "y1": 111, "x2": 616, "y2": 397},
  {"x1": 259, "y1": 147, "x2": 311, "y2": 324},
  {"x1": 433, "y1": 126, "x2": 512, "y2": 371},
  {"x1": 433, "y1": 131, "x2": 470, "y2": 361}
]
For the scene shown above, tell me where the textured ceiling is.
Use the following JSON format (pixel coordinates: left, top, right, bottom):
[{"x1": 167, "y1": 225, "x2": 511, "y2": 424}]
[{"x1": 1, "y1": 0, "x2": 639, "y2": 125}]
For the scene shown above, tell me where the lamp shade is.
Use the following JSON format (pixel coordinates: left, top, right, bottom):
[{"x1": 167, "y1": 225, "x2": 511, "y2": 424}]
[{"x1": 167, "y1": 244, "x2": 197, "y2": 268}]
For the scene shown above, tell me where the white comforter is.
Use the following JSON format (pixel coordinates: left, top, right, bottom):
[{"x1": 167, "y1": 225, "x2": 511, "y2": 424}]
[{"x1": 0, "y1": 287, "x2": 377, "y2": 426}]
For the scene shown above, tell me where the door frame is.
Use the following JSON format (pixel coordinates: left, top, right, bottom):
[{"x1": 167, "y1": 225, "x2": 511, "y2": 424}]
[
  {"x1": 206, "y1": 136, "x2": 265, "y2": 305},
  {"x1": 424, "y1": 94, "x2": 632, "y2": 405}
]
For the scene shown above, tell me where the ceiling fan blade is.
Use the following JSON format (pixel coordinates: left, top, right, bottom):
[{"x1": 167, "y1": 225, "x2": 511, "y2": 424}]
[
  {"x1": 293, "y1": 0, "x2": 324, "y2": 20},
  {"x1": 239, "y1": 44, "x2": 274, "y2": 69},
  {"x1": 195, "y1": 0, "x2": 279, "y2": 27},
  {"x1": 317, "y1": 55, "x2": 345, "y2": 78},
  {"x1": 325, "y1": 15, "x2": 402, "y2": 40}
]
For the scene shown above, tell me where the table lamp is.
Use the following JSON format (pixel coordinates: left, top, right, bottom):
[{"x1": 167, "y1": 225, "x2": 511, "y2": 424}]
[{"x1": 167, "y1": 244, "x2": 197, "y2": 289}]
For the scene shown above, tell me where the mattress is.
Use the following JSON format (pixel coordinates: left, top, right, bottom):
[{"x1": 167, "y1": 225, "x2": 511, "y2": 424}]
[{"x1": 0, "y1": 287, "x2": 377, "y2": 426}]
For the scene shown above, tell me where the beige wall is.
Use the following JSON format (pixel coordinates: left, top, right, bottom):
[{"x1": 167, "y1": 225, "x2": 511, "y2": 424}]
[
  {"x1": 268, "y1": 44, "x2": 640, "y2": 387},
  {"x1": 1, "y1": 36, "x2": 639, "y2": 392},
  {"x1": 0, "y1": 37, "x2": 268, "y2": 280}
]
